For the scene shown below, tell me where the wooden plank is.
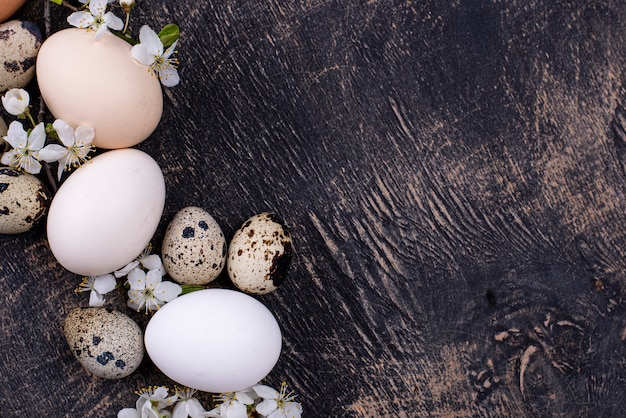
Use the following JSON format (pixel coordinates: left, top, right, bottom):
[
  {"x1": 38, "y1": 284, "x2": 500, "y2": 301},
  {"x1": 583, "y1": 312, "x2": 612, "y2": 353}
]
[{"x1": 1, "y1": 0, "x2": 626, "y2": 416}]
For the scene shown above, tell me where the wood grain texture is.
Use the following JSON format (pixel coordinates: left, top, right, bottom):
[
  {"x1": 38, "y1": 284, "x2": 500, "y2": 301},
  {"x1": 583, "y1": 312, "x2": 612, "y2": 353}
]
[{"x1": 2, "y1": 0, "x2": 626, "y2": 416}]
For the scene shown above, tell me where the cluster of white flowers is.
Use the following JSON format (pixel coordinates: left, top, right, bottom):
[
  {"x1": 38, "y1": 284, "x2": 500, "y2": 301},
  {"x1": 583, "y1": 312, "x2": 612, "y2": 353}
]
[
  {"x1": 76, "y1": 246, "x2": 182, "y2": 312},
  {"x1": 118, "y1": 383, "x2": 302, "y2": 418},
  {"x1": 66, "y1": 0, "x2": 180, "y2": 87},
  {"x1": 0, "y1": 88, "x2": 95, "y2": 178}
]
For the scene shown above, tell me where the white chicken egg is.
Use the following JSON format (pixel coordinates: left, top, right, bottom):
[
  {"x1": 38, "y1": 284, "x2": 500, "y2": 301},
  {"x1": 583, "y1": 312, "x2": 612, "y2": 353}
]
[
  {"x1": 144, "y1": 288, "x2": 282, "y2": 393},
  {"x1": 46, "y1": 149, "x2": 165, "y2": 276}
]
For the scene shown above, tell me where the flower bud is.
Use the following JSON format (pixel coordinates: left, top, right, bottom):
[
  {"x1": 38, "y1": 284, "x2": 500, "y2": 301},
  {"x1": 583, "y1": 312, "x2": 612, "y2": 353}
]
[
  {"x1": 2, "y1": 88, "x2": 30, "y2": 116},
  {"x1": 119, "y1": 0, "x2": 135, "y2": 12}
]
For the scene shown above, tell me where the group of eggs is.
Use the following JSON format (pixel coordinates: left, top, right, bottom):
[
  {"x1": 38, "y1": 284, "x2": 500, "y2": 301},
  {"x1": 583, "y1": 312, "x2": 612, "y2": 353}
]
[
  {"x1": 1, "y1": 1, "x2": 295, "y2": 395},
  {"x1": 52, "y1": 146, "x2": 293, "y2": 392}
]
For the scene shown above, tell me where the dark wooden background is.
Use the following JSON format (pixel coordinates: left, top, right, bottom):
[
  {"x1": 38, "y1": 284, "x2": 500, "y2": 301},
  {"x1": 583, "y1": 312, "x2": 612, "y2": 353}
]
[{"x1": 2, "y1": 0, "x2": 626, "y2": 416}]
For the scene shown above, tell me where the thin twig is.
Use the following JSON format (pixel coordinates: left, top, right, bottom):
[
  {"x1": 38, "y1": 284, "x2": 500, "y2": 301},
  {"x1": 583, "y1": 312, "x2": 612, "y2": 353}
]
[
  {"x1": 40, "y1": 0, "x2": 58, "y2": 194},
  {"x1": 58, "y1": 1, "x2": 80, "y2": 12}
]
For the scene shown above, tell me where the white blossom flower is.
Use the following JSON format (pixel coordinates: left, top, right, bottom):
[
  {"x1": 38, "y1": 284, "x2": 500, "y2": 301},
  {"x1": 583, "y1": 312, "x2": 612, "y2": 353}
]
[
  {"x1": 172, "y1": 388, "x2": 206, "y2": 418},
  {"x1": 253, "y1": 383, "x2": 302, "y2": 418},
  {"x1": 207, "y1": 389, "x2": 256, "y2": 418},
  {"x1": 68, "y1": 0, "x2": 124, "y2": 39},
  {"x1": 127, "y1": 268, "x2": 181, "y2": 313},
  {"x1": 131, "y1": 25, "x2": 180, "y2": 87},
  {"x1": 119, "y1": 386, "x2": 178, "y2": 418},
  {"x1": 38, "y1": 119, "x2": 95, "y2": 180},
  {"x1": 75, "y1": 274, "x2": 117, "y2": 307},
  {"x1": 2, "y1": 88, "x2": 30, "y2": 116},
  {"x1": 1, "y1": 121, "x2": 45, "y2": 174},
  {"x1": 114, "y1": 246, "x2": 166, "y2": 279}
]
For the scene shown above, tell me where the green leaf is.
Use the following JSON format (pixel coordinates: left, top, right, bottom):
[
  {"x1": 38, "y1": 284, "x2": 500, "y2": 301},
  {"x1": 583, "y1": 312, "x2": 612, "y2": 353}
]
[
  {"x1": 48, "y1": 0, "x2": 63, "y2": 5},
  {"x1": 158, "y1": 24, "x2": 180, "y2": 48}
]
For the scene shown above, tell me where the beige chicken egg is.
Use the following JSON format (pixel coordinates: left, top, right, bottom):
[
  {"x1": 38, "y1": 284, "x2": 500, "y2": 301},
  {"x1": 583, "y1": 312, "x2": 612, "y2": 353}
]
[
  {"x1": 36, "y1": 28, "x2": 163, "y2": 149},
  {"x1": 0, "y1": 0, "x2": 26, "y2": 23}
]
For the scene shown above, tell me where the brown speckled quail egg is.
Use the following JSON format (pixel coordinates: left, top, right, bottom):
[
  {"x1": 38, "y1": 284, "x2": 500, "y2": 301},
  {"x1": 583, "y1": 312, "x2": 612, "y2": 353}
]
[
  {"x1": 63, "y1": 307, "x2": 144, "y2": 379},
  {"x1": 227, "y1": 212, "x2": 293, "y2": 295},
  {"x1": 0, "y1": 20, "x2": 42, "y2": 90},
  {"x1": 161, "y1": 206, "x2": 227, "y2": 285},
  {"x1": 0, "y1": 167, "x2": 50, "y2": 234}
]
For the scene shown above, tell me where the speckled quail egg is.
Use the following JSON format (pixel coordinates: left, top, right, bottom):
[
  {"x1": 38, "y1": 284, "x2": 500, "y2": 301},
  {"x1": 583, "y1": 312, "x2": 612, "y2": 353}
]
[
  {"x1": 161, "y1": 207, "x2": 227, "y2": 285},
  {"x1": 227, "y1": 212, "x2": 293, "y2": 295},
  {"x1": 63, "y1": 307, "x2": 144, "y2": 379},
  {"x1": 0, "y1": 20, "x2": 42, "y2": 90},
  {"x1": 0, "y1": 167, "x2": 50, "y2": 234}
]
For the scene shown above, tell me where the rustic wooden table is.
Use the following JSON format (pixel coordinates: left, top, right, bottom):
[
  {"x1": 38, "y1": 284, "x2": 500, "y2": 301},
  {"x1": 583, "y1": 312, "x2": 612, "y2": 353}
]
[{"x1": 2, "y1": 1, "x2": 626, "y2": 416}]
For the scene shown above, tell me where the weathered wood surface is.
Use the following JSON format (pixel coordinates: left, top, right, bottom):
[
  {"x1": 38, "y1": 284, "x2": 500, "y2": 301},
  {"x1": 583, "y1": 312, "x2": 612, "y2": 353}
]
[{"x1": 2, "y1": 0, "x2": 626, "y2": 416}]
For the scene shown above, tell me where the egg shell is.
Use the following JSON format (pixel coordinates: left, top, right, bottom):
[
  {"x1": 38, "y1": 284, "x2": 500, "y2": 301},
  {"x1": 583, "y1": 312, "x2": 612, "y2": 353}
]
[
  {"x1": 144, "y1": 288, "x2": 282, "y2": 393},
  {"x1": 0, "y1": 167, "x2": 50, "y2": 234},
  {"x1": 227, "y1": 212, "x2": 293, "y2": 295},
  {"x1": 0, "y1": 0, "x2": 26, "y2": 23},
  {"x1": 46, "y1": 149, "x2": 165, "y2": 276},
  {"x1": 64, "y1": 307, "x2": 144, "y2": 379},
  {"x1": 161, "y1": 206, "x2": 227, "y2": 285},
  {"x1": 0, "y1": 20, "x2": 42, "y2": 91},
  {"x1": 36, "y1": 28, "x2": 162, "y2": 149}
]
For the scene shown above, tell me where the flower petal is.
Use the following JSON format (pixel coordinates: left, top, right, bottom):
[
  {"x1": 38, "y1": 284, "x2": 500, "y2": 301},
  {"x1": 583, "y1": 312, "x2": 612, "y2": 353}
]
[
  {"x1": 187, "y1": 399, "x2": 207, "y2": 418},
  {"x1": 255, "y1": 399, "x2": 277, "y2": 416},
  {"x1": 38, "y1": 144, "x2": 68, "y2": 163},
  {"x1": 172, "y1": 402, "x2": 186, "y2": 418},
  {"x1": 225, "y1": 402, "x2": 247, "y2": 418},
  {"x1": 127, "y1": 268, "x2": 146, "y2": 290},
  {"x1": 117, "y1": 408, "x2": 141, "y2": 418},
  {"x1": 154, "y1": 281, "x2": 182, "y2": 302},
  {"x1": 163, "y1": 41, "x2": 178, "y2": 59},
  {"x1": 130, "y1": 43, "x2": 157, "y2": 66},
  {"x1": 138, "y1": 25, "x2": 163, "y2": 54},
  {"x1": 93, "y1": 273, "x2": 117, "y2": 293},
  {"x1": 89, "y1": 0, "x2": 107, "y2": 16},
  {"x1": 141, "y1": 254, "x2": 163, "y2": 272},
  {"x1": 28, "y1": 123, "x2": 47, "y2": 150},
  {"x1": 103, "y1": 11, "x2": 124, "y2": 31},
  {"x1": 283, "y1": 402, "x2": 302, "y2": 418},
  {"x1": 5, "y1": 121, "x2": 28, "y2": 148},
  {"x1": 23, "y1": 157, "x2": 41, "y2": 175},
  {"x1": 152, "y1": 386, "x2": 169, "y2": 401},
  {"x1": 253, "y1": 385, "x2": 279, "y2": 399},
  {"x1": 56, "y1": 157, "x2": 67, "y2": 180},
  {"x1": 126, "y1": 291, "x2": 142, "y2": 311},
  {"x1": 67, "y1": 11, "x2": 94, "y2": 28},
  {"x1": 145, "y1": 269, "x2": 163, "y2": 289},
  {"x1": 52, "y1": 119, "x2": 76, "y2": 147},
  {"x1": 235, "y1": 390, "x2": 255, "y2": 405},
  {"x1": 114, "y1": 260, "x2": 139, "y2": 278},
  {"x1": 0, "y1": 150, "x2": 17, "y2": 166},
  {"x1": 159, "y1": 66, "x2": 180, "y2": 87},
  {"x1": 88, "y1": 290, "x2": 105, "y2": 307},
  {"x1": 94, "y1": 24, "x2": 109, "y2": 40},
  {"x1": 75, "y1": 125, "x2": 95, "y2": 145}
]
